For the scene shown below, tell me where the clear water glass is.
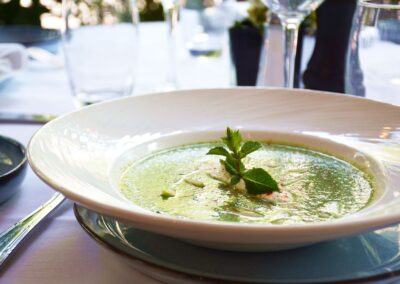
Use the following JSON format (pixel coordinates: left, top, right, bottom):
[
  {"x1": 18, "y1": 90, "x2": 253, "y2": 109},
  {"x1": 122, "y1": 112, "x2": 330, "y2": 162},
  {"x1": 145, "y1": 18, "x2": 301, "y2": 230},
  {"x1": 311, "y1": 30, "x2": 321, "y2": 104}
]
[
  {"x1": 346, "y1": 0, "x2": 400, "y2": 104},
  {"x1": 62, "y1": 0, "x2": 139, "y2": 108},
  {"x1": 259, "y1": 0, "x2": 324, "y2": 88}
]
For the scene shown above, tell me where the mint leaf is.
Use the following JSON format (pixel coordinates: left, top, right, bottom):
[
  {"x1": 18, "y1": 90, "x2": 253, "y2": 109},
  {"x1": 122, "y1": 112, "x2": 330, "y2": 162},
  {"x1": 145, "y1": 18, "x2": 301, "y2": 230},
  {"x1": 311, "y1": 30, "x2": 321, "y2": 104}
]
[
  {"x1": 238, "y1": 160, "x2": 245, "y2": 173},
  {"x1": 243, "y1": 168, "x2": 279, "y2": 195},
  {"x1": 222, "y1": 127, "x2": 242, "y2": 154},
  {"x1": 230, "y1": 175, "x2": 241, "y2": 185},
  {"x1": 206, "y1": 127, "x2": 279, "y2": 196},
  {"x1": 207, "y1": 147, "x2": 232, "y2": 158},
  {"x1": 227, "y1": 156, "x2": 245, "y2": 175},
  {"x1": 220, "y1": 159, "x2": 238, "y2": 175},
  {"x1": 240, "y1": 141, "x2": 262, "y2": 158}
]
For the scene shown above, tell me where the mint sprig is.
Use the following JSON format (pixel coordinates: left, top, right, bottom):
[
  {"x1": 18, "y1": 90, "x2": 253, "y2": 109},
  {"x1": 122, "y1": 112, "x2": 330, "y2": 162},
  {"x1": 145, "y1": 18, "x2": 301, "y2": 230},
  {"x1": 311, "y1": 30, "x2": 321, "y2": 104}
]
[{"x1": 207, "y1": 128, "x2": 279, "y2": 195}]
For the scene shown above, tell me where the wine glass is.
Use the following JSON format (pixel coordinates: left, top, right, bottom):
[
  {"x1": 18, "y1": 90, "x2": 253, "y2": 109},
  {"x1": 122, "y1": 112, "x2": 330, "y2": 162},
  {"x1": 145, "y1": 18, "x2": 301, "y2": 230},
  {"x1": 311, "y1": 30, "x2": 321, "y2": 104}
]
[
  {"x1": 260, "y1": 0, "x2": 324, "y2": 88},
  {"x1": 160, "y1": 0, "x2": 181, "y2": 91}
]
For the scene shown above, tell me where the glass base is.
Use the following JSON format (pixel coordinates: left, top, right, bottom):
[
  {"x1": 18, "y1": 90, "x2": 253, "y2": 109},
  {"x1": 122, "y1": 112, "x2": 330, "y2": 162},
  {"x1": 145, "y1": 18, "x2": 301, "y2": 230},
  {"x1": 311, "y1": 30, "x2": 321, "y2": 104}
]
[{"x1": 73, "y1": 91, "x2": 129, "y2": 108}]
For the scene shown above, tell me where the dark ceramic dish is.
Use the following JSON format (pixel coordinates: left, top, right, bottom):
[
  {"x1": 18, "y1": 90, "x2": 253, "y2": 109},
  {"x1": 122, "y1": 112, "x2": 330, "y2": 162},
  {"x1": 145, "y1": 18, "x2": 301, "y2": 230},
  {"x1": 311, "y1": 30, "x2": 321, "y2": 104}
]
[{"x1": 0, "y1": 136, "x2": 27, "y2": 203}]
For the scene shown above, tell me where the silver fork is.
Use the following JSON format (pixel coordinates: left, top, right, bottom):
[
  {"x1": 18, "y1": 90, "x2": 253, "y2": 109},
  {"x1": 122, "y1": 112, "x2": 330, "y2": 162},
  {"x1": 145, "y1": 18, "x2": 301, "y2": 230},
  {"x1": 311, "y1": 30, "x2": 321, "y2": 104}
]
[{"x1": 0, "y1": 193, "x2": 65, "y2": 268}]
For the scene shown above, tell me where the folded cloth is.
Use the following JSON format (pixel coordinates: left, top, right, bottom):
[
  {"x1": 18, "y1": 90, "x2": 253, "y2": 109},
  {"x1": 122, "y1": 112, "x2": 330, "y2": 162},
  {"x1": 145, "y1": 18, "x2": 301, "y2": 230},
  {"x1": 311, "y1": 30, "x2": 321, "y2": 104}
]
[{"x1": 0, "y1": 43, "x2": 27, "y2": 80}]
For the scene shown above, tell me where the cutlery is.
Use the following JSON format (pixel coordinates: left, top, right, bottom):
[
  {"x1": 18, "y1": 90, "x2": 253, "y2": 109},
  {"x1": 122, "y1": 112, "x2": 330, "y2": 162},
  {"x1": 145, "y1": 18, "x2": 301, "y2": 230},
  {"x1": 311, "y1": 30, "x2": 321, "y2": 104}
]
[
  {"x1": 0, "y1": 193, "x2": 66, "y2": 268},
  {"x1": 0, "y1": 113, "x2": 56, "y2": 124}
]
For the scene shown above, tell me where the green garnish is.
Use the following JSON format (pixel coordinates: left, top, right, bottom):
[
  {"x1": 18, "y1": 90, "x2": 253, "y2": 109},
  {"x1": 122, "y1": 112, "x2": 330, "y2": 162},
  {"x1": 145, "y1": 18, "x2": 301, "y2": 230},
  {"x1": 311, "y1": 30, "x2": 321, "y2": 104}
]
[
  {"x1": 207, "y1": 127, "x2": 279, "y2": 195},
  {"x1": 184, "y1": 178, "x2": 205, "y2": 188},
  {"x1": 160, "y1": 189, "x2": 175, "y2": 199}
]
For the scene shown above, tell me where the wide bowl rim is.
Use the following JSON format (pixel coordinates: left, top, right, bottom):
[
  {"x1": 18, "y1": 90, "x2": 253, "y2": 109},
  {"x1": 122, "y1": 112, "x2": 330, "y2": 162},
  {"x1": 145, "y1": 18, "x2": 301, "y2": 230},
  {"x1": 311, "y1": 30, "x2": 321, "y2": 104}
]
[{"x1": 27, "y1": 87, "x2": 400, "y2": 239}]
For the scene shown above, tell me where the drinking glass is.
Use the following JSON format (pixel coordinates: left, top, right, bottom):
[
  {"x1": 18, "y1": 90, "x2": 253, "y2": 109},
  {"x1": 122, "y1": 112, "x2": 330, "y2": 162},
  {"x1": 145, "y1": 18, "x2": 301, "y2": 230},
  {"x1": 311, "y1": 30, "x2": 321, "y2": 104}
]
[
  {"x1": 259, "y1": 0, "x2": 324, "y2": 88},
  {"x1": 61, "y1": 0, "x2": 139, "y2": 108},
  {"x1": 160, "y1": 0, "x2": 181, "y2": 90},
  {"x1": 346, "y1": 0, "x2": 400, "y2": 104}
]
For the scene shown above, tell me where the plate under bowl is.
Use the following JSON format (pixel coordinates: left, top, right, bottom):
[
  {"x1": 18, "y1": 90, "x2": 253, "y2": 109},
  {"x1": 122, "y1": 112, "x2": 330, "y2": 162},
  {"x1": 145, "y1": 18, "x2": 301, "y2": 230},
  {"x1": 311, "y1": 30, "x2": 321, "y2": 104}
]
[
  {"x1": 28, "y1": 88, "x2": 400, "y2": 251},
  {"x1": 74, "y1": 204, "x2": 400, "y2": 284}
]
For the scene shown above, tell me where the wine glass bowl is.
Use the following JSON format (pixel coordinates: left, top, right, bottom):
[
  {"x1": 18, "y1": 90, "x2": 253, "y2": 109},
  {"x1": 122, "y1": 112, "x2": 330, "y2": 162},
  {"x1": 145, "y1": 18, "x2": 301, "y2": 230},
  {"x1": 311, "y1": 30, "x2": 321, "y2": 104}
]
[
  {"x1": 264, "y1": 0, "x2": 323, "y2": 21},
  {"x1": 259, "y1": 0, "x2": 324, "y2": 88}
]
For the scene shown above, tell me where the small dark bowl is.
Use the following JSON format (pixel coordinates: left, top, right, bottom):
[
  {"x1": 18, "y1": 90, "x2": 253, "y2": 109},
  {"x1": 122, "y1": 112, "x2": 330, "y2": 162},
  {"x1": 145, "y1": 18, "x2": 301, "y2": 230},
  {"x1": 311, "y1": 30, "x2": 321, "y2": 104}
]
[{"x1": 0, "y1": 136, "x2": 27, "y2": 204}]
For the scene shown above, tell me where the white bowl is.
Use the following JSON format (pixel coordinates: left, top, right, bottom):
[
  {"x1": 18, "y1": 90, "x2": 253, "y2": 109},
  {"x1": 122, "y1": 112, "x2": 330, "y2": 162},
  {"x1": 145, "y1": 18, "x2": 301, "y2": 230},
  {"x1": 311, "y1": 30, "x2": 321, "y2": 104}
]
[{"x1": 28, "y1": 88, "x2": 400, "y2": 251}]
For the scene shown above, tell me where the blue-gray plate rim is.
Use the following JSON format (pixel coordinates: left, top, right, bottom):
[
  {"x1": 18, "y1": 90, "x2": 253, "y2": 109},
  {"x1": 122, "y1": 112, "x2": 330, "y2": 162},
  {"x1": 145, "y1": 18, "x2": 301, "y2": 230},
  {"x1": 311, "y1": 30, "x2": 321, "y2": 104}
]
[{"x1": 73, "y1": 204, "x2": 400, "y2": 284}]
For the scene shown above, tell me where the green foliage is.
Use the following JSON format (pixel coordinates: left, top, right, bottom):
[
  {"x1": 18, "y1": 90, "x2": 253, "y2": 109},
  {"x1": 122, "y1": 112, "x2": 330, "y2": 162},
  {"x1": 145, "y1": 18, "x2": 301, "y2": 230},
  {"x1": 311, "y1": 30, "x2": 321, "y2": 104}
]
[
  {"x1": 140, "y1": 0, "x2": 164, "y2": 22},
  {"x1": 0, "y1": 0, "x2": 165, "y2": 26},
  {"x1": 233, "y1": 0, "x2": 268, "y2": 33},
  {"x1": 246, "y1": 0, "x2": 268, "y2": 30},
  {"x1": 302, "y1": 11, "x2": 317, "y2": 35},
  {"x1": 0, "y1": 0, "x2": 49, "y2": 26}
]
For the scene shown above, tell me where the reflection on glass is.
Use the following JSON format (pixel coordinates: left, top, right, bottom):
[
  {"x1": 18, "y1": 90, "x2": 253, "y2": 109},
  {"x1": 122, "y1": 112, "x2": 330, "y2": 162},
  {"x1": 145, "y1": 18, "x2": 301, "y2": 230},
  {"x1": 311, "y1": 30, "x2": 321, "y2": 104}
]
[{"x1": 346, "y1": 0, "x2": 400, "y2": 104}]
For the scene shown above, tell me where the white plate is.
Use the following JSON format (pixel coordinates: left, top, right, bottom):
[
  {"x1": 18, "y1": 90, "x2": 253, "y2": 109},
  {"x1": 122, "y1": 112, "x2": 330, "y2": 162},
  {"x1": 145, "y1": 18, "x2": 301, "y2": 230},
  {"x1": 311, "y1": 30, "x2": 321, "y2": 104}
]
[
  {"x1": 28, "y1": 88, "x2": 400, "y2": 251},
  {"x1": 74, "y1": 205, "x2": 400, "y2": 283}
]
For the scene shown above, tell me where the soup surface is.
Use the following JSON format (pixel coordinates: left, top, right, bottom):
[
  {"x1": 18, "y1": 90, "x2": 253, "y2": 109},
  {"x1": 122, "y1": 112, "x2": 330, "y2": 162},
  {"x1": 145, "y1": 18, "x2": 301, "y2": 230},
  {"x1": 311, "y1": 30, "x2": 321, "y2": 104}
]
[{"x1": 119, "y1": 143, "x2": 375, "y2": 224}]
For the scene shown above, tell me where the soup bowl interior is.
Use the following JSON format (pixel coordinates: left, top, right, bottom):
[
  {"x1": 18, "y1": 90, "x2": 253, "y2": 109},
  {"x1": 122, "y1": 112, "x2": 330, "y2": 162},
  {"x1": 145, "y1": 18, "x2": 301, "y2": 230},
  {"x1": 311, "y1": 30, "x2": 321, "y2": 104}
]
[{"x1": 28, "y1": 88, "x2": 400, "y2": 251}]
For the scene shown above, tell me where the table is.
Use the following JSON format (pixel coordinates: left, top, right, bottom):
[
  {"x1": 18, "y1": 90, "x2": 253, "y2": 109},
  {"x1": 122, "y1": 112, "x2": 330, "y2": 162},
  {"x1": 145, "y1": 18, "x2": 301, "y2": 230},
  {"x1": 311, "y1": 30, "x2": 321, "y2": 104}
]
[
  {"x1": 0, "y1": 23, "x2": 197, "y2": 284},
  {"x1": 0, "y1": 22, "x2": 398, "y2": 284}
]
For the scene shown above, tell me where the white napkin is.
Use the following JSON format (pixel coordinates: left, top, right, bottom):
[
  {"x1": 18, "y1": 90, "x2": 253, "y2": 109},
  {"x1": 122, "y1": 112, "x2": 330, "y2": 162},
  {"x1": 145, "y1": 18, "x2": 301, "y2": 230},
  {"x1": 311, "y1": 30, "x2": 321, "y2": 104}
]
[{"x1": 0, "y1": 43, "x2": 27, "y2": 81}]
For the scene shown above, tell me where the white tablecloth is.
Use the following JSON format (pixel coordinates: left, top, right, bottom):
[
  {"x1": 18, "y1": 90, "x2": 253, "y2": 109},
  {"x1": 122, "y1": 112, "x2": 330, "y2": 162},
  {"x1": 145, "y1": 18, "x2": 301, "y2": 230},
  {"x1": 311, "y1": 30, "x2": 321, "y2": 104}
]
[
  {"x1": 0, "y1": 22, "x2": 399, "y2": 284},
  {"x1": 0, "y1": 22, "x2": 196, "y2": 284}
]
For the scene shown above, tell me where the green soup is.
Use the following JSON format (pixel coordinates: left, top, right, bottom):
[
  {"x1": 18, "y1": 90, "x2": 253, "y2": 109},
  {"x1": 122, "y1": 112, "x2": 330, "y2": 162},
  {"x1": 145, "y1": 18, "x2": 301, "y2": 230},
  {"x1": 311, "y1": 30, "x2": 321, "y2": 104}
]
[{"x1": 119, "y1": 143, "x2": 375, "y2": 224}]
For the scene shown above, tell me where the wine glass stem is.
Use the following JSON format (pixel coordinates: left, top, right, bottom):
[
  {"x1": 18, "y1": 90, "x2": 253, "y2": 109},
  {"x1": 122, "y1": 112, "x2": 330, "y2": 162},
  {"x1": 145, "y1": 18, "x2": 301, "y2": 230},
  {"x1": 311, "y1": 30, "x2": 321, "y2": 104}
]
[
  {"x1": 281, "y1": 21, "x2": 301, "y2": 88},
  {"x1": 165, "y1": 7, "x2": 179, "y2": 88}
]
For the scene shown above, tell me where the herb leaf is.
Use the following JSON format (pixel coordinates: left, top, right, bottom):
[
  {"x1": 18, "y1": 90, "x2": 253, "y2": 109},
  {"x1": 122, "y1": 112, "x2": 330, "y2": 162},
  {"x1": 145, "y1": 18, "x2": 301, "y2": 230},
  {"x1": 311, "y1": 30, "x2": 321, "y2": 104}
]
[
  {"x1": 243, "y1": 168, "x2": 279, "y2": 195},
  {"x1": 222, "y1": 127, "x2": 242, "y2": 153},
  {"x1": 230, "y1": 175, "x2": 241, "y2": 185},
  {"x1": 207, "y1": 146, "x2": 232, "y2": 158},
  {"x1": 207, "y1": 128, "x2": 279, "y2": 195},
  {"x1": 220, "y1": 159, "x2": 238, "y2": 175},
  {"x1": 240, "y1": 141, "x2": 262, "y2": 158}
]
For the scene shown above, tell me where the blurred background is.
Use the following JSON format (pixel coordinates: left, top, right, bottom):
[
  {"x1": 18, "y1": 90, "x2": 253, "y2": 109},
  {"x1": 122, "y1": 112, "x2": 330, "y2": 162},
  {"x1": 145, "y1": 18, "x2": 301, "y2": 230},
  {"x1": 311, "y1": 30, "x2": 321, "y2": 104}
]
[
  {"x1": 0, "y1": 0, "x2": 319, "y2": 29},
  {"x1": 0, "y1": 0, "x2": 398, "y2": 101},
  {"x1": 0, "y1": 0, "x2": 164, "y2": 27}
]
